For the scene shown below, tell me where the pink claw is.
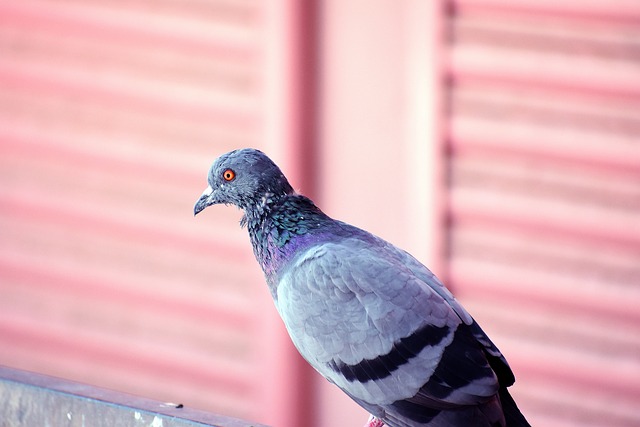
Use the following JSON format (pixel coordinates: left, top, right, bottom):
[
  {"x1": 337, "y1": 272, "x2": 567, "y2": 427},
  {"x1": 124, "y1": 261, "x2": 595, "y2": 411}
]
[{"x1": 364, "y1": 414, "x2": 386, "y2": 427}]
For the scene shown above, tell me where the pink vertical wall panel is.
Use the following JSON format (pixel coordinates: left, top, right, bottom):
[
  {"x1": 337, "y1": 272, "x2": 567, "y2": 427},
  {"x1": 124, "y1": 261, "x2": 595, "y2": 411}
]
[
  {"x1": 0, "y1": 1, "x2": 306, "y2": 425},
  {"x1": 446, "y1": 1, "x2": 640, "y2": 426}
]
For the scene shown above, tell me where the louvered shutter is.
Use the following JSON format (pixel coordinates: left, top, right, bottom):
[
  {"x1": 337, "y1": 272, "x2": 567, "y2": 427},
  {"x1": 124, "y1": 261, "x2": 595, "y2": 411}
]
[
  {"x1": 446, "y1": 1, "x2": 640, "y2": 426},
  {"x1": 0, "y1": 1, "x2": 303, "y2": 424}
]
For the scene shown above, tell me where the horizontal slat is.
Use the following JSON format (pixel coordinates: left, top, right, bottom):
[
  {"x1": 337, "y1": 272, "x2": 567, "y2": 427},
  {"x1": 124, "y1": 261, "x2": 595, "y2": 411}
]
[
  {"x1": 452, "y1": 12, "x2": 640, "y2": 54},
  {"x1": 452, "y1": 0, "x2": 640, "y2": 24},
  {"x1": 0, "y1": 1, "x2": 261, "y2": 126},
  {"x1": 0, "y1": 130, "x2": 204, "y2": 190},
  {"x1": 462, "y1": 316, "x2": 640, "y2": 402},
  {"x1": 505, "y1": 358, "x2": 639, "y2": 427},
  {"x1": 0, "y1": 188, "x2": 246, "y2": 260},
  {"x1": 0, "y1": 253, "x2": 254, "y2": 329},
  {"x1": 463, "y1": 314, "x2": 640, "y2": 427},
  {"x1": 0, "y1": 314, "x2": 255, "y2": 417},
  {"x1": 0, "y1": 279, "x2": 254, "y2": 368},
  {"x1": 514, "y1": 382, "x2": 639, "y2": 427},
  {"x1": 0, "y1": 134, "x2": 245, "y2": 249},
  {"x1": 0, "y1": 26, "x2": 257, "y2": 94},
  {"x1": 449, "y1": 119, "x2": 640, "y2": 178},
  {"x1": 450, "y1": 257, "x2": 640, "y2": 324},
  {"x1": 448, "y1": 3, "x2": 640, "y2": 99},
  {"x1": 452, "y1": 225, "x2": 640, "y2": 294},
  {"x1": 0, "y1": 1, "x2": 258, "y2": 58},
  {"x1": 449, "y1": 52, "x2": 640, "y2": 100},
  {"x1": 0, "y1": 310, "x2": 254, "y2": 392},
  {"x1": 0, "y1": 89, "x2": 256, "y2": 151},
  {"x1": 466, "y1": 300, "x2": 640, "y2": 360},
  {"x1": 451, "y1": 84, "x2": 640, "y2": 138},
  {"x1": 449, "y1": 185, "x2": 640, "y2": 251},
  {"x1": 0, "y1": 215, "x2": 252, "y2": 300},
  {"x1": 0, "y1": 61, "x2": 258, "y2": 127},
  {"x1": 0, "y1": 130, "x2": 224, "y2": 218},
  {"x1": 493, "y1": 337, "x2": 640, "y2": 427},
  {"x1": 450, "y1": 151, "x2": 640, "y2": 210}
]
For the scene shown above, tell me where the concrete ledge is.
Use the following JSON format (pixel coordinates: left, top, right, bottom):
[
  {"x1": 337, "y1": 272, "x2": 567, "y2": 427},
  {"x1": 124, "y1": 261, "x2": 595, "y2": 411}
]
[{"x1": 0, "y1": 365, "x2": 268, "y2": 427}]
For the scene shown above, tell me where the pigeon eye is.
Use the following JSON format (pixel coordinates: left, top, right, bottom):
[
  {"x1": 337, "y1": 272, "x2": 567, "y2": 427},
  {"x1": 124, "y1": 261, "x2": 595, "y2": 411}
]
[{"x1": 222, "y1": 169, "x2": 236, "y2": 182}]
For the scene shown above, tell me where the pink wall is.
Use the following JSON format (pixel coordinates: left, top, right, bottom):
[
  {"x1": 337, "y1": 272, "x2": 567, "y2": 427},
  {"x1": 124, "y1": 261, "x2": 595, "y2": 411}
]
[{"x1": 1, "y1": 1, "x2": 639, "y2": 427}]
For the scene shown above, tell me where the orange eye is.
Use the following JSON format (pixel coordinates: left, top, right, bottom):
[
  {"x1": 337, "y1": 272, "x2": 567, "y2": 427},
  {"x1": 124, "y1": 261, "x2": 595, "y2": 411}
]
[{"x1": 222, "y1": 168, "x2": 236, "y2": 181}]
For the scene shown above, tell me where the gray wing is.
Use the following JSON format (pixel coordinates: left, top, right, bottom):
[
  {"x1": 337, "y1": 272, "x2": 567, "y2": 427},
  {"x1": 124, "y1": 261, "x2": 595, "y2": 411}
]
[{"x1": 274, "y1": 236, "x2": 502, "y2": 410}]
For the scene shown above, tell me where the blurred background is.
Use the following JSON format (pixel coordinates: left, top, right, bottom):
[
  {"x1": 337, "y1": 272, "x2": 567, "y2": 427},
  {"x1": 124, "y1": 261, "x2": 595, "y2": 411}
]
[{"x1": 1, "y1": 1, "x2": 639, "y2": 426}]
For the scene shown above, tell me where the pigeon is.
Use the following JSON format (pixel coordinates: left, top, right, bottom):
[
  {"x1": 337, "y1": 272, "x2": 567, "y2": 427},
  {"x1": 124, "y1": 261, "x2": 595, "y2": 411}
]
[{"x1": 194, "y1": 148, "x2": 531, "y2": 427}]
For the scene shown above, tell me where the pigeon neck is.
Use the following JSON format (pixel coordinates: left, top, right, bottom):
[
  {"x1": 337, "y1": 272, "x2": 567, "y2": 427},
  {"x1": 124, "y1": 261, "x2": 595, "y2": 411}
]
[
  {"x1": 245, "y1": 194, "x2": 328, "y2": 295},
  {"x1": 240, "y1": 190, "x2": 285, "y2": 228}
]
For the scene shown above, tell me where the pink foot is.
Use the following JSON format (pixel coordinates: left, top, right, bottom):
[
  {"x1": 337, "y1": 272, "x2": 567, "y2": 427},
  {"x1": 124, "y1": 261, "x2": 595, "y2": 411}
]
[{"x1": 364, "y1": 414, "x2": 386, "y2": 427}]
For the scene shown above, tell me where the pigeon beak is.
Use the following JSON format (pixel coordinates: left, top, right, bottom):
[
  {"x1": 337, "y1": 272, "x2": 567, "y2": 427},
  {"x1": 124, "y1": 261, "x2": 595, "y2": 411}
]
[{"x1": 194, "y1": 185, "x2": 216, "y2": 216}]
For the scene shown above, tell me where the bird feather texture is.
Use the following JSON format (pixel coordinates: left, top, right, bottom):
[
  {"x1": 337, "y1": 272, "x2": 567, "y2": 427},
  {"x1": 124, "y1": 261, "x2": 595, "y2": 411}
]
[{"x1": 194, "y1": 148, "x2": 531, "y2": 427}]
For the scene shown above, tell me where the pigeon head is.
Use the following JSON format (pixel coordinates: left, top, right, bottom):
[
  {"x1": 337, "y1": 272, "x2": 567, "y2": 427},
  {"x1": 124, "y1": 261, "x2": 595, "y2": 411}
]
[{"x1": 194, "y1": 148, "x2": 294, "y2": 216}]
